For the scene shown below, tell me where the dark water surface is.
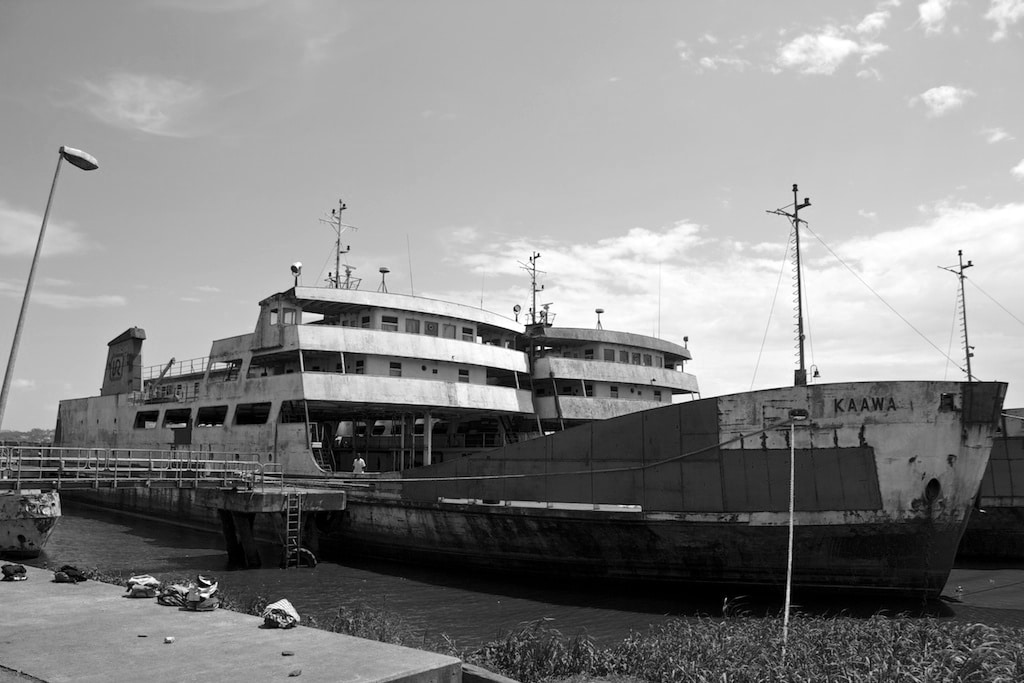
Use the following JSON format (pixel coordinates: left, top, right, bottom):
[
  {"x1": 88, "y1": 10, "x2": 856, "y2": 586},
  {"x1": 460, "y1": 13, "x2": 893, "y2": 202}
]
[{"x1": 24, "y1": 503, "x2": 1024, "y2": 648}]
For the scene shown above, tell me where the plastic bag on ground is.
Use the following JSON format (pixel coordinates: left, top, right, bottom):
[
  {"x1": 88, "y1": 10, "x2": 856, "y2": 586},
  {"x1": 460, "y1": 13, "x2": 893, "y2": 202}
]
[
  {"x1": 1, "y1": 563, "x2": 27, "y2": 581},
  {"x1": 262, "y1": 598, "x2": 301, "y2": 628},
  {"x1": 125, "y1": 574, "x2": 161, "y2": 598},
  {"x1": 53, "y1": 565, "x2": 88, "y2": 583},
  {"x1": 185, "y1": 574, "x2": 220, "y2": 611}
]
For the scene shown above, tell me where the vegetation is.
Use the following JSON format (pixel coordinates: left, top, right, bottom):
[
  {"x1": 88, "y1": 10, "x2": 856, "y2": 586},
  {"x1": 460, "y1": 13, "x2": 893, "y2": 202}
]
[
  {"x1": 0, "y1": 428, "x2": 54, "y2": 444},
  {"x1": 71, "y1": 568, "x2": 1024, "y2": 683}
]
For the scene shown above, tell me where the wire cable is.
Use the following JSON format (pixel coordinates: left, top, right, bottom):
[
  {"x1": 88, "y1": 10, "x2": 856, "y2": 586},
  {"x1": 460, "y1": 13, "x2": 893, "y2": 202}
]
[{"x1": 800, "y1": 222, "x2": 971, "y2": 377}]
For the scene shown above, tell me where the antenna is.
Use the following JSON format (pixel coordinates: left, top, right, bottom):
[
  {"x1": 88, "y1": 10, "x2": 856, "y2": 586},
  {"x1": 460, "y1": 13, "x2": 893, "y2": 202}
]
[
  {"x1": 940, "y1": 250, "x2": 975, "y2": 381},
  {"x1": 320, "y1": 198, "x2": 358, "y2": 289},
  {"x1": 378, "y1": 266, "x2": 390, "y2": 293},
  {"x1": 767, "y1": 184, "x2": 812, "y2": 387},
  {"x1": 518, "y1": 252, "x2": 546, "y2": 326}
]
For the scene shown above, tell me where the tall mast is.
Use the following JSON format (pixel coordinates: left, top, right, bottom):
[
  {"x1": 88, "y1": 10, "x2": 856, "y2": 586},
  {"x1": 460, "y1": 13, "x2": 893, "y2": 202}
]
[
  {"x1": 321, "y1": 198, "x2": 357, "y2": 289},
  {"x1": 768, "y1": 184, "x2": 812, "y2": 386},
  {"x1": 520, "y1": 252, "x2": 544, "y2": 325},
  {"x1": 941, "y1": 250, "x2": 975, "y2": 381}
]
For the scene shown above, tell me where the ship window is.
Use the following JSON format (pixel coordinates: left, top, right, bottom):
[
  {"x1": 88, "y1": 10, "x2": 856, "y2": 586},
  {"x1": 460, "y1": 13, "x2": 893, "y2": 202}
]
[
  {"x1": 585, "y1": 383, "x2": 593, "y2": 397},
  {"x1": 163, "y1": 408, "x2": 191, "y2": 429},
  {"x1": 235, "y1": 402, "x2": 272, "y2": 425},
  {"x1": 643, "y1": 354, "x2": 653, "y2": 366},
  {"x1": 584, "y1": 349, "x2": 594, "y2": 360},
  {"x1": 354, "y1": 360, "x2": 364, "y2": 374},
  {"x1": 604, "y1": 349, "x2": 615, "y2": 361},
  {"x1": 610, "y1": 386, "x2": 619, "y2": 398},
  {"x1": 424, "y1": 321, "x2": 439, "y2": 336},
  {"x1": 282, "y1": 309, "x2": 297, "y2": 325},
  {"x1": 406, "y1": 318, "x2": 421, "y2": 334},
  {"x1": 631, "y1": 353, "x2": 641, "y2": 365},
  {"x1": 360, "y1": 316, "x2": 371, "y2": 328},
  {"x1": 461, "y1": 326, "x2": 474, "y2": 342},
  {"x1": 382, "y1": 315, "x2": 399, "y2": 332},
  {"x1": 270, "y1": 309, "x2": 278, "y2": 325},
  {"x1": 654, "y1": 390, "x2": 663, "y2": 400},
  {"x1": 458, "y1": 369, "x2": 469, "y2": 383},
  {"x1": 619, "y1": 350, "x2": 628, "y2": 363},
  {"x1": 196, "y1": 405, "x2": 228, "y2": 427},
  {"x1": 133, "y1": 410, "x2": 159, "y2": 429},
  {"x1": 389, "y1": 362, "x2": 402, "y2": 377},
  {"x1": 442, "y1": 324, "x2": 456, "y2": 339},
  {"x1": 560, "y1": 385, "x2": 572, "y2": 395}
]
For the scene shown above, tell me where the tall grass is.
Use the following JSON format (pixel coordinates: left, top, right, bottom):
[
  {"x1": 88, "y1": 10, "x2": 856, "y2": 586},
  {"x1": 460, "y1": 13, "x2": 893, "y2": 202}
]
[{"x1": 468, "y1": 614, "x2": 1024, "y2": 683}]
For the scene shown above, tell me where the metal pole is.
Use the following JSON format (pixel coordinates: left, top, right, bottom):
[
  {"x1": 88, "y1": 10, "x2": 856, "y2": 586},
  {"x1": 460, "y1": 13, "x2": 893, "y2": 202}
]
[
  {"x1": 0, "y1": 154, "x2": 65, "y2": 430},
  {"x1": 958, "y1": 250, "x2": 974, "y2": 381},
  {"x1": 792, "y1": 184, "x2": 806, "y2": 386}
]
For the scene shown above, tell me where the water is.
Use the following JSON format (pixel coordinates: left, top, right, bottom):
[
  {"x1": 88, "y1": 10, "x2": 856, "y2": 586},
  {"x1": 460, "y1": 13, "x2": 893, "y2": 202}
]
[{"x1": 27, "y1": 502, "x2": 718, "y2": 647}]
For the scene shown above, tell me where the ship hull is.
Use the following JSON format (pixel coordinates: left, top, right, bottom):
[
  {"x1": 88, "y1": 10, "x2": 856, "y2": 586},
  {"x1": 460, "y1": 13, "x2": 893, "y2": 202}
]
[
  {"x1": 0, "y1": 490, "x2": 61, "y2": 559},
  {"x1": 326, "y1": 499, "x2": 965, "y2": 595},
  {"x1": 325, "y1": 380, "x2": 1006, "y2": 596},
  {"x1": 958, "y1": 415, "x2": 1024, "y2": 561}
]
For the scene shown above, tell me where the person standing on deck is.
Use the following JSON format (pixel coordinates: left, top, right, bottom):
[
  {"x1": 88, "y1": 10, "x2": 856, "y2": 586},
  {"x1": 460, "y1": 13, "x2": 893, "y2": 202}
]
[{"x1": 352, "y1": 455, "x2": 366, "y2": 475}]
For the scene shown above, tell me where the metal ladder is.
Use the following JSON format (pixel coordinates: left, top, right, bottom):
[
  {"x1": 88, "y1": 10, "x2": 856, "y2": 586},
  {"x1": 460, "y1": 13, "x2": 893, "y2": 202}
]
[{"x1": 284, "y1": 490, "x2": 301, "y2": 569}]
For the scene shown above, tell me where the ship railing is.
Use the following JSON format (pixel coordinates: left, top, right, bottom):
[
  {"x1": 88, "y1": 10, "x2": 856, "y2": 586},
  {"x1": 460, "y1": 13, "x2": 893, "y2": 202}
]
[
  {"x1": 142, "y1": 356, "x2": 210, "y2": 381},
  {"x1": 0, "y1": 446, "x2": 284, "y2": 492}
]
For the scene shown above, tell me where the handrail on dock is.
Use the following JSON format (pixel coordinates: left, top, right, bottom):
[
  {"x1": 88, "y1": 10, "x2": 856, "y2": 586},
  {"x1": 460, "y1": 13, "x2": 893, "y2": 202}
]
[{"x1": 0, "y1": 445, "x2": 281, "y2": 492}]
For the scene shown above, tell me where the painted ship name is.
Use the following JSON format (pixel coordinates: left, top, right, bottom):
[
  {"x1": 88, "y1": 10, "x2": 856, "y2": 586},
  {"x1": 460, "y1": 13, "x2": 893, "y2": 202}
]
[{"x1": 833, "y1": 396, "x2": 898, "y2": 413}]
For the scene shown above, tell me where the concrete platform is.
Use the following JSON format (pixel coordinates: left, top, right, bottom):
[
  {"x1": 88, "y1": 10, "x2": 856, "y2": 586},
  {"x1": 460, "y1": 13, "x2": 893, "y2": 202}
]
[{"x1": 0, "y1": 565, "x2": 461, "y2": 683}]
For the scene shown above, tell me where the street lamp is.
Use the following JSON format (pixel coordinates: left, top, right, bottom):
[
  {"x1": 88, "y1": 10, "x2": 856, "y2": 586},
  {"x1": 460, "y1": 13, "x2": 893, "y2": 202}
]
[{"x1": 0, "y1": 146, "x2": 99, "y2": 431}]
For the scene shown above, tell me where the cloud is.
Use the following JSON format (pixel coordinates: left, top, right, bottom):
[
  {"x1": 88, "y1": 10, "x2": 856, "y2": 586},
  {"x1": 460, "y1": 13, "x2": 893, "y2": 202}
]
[
  {"x1": 912, "y1": 85, "x2": 975, "y2": 117},
  {"x1": 0, "y1": 201, "x2": 88, "y2": 257},
  {"x1": 698, "y1": 55, "x2": 750, "y2": 72},
  {"x1": 986, "y1": 0, "x2": 1024, "y2": 40},
  {"x1": 431, "y1": 202, "x2": 1024, "y2": 403},
  {"x1": 918, "y1": 0, "x2": 953, "y2": 33},
  {"x1": 775, "y1": 27, "x2": 888, "y2": 75},
  {"x1": 78, "y1": 72, "x2": 205, "y2": 137},
  {"x1": 1012, "y1": 158, "x2": 1024, "y2": 180},
  {"x1": 31, "y1": 292, "x2": 127, "y2": 310},
  {"x1": 195, "y1": 285, "x2": 222, "y2": 293},
  {"x1": 12, "y1": 379, "x2": 36, "y2": 391},
  {"x1": 982, "y1": 127, "x2": 1013, "y2": 143},
  {"x1": 856, "y1": 10, "x2": 893, "y2": 34}
]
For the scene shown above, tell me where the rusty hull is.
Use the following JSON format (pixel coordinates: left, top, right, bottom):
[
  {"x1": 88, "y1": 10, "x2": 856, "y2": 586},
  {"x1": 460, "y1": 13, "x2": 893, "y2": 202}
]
[
  {"x1": 0, "y1": 489, "x2": 61, "y2": 559},
  {"x1": 327, "y1": 380, "x2": 1006, "y2": 596}
]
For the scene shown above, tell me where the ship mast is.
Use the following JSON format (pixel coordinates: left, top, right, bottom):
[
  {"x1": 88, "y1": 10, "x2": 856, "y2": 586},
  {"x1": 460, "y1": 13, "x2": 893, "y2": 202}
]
[
  {"x1": 320, "y1": 199, "x2": 358, "y2": 289},
  {"x1": 520, "y1": 252, "x2": 545, "y2": 326},
  {"x1": 940, "y1": 250, "x2": 975, "y2": 381},
  {"x1": 768, "y1": 184, "x2": 812, "y2": 386}
]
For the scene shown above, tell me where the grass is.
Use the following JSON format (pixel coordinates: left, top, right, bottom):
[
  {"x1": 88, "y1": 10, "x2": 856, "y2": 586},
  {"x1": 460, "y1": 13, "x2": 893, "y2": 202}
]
[{"x1": 71, "y1": 567, "x2": 1024, "y2": 683}]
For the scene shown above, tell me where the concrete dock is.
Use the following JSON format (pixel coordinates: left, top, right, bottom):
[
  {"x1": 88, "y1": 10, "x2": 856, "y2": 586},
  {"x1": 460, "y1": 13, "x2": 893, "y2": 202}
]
[{"x1": 0, "y1": 565, "x2": 461, "y2": 683}]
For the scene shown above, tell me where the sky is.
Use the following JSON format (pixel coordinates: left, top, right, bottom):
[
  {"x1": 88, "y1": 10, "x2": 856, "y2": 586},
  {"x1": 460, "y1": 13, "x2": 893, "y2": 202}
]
[{"x1": 1, "y1": 0, "x2": 1023, "y2": 430}]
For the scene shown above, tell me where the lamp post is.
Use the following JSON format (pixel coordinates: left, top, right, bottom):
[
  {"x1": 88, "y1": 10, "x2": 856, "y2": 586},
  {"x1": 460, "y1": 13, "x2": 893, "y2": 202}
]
[
  {"x1": 0, "y1": 146, "x2": 98, "y2": 431},
  {"x1": 782, "y1": 407, "x2": 809, "y2": 663}
]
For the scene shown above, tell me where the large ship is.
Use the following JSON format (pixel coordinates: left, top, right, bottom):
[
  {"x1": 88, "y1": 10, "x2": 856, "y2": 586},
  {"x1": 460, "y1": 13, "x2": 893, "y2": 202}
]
[
  {"x1": 53, "y1": 194, "x2": 1007, "y2": 595},
  {"x1": 958, "y1": 408, "x2": 1024, "y2": 560}
]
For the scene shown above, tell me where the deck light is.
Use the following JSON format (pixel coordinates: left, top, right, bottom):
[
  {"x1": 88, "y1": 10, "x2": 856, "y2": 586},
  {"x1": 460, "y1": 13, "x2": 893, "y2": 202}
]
[{"x1": 0, "y1": 146, "x2": 98, "y2": 431}]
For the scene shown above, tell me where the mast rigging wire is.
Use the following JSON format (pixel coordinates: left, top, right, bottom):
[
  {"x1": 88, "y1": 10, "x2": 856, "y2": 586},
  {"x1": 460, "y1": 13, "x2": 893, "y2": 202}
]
[
  {"x1": 799, "y1": 221, "x2": 972, "y2": 378},
  {"x1": 751, "y1": 236, "x2": 792, "y2": 390}
]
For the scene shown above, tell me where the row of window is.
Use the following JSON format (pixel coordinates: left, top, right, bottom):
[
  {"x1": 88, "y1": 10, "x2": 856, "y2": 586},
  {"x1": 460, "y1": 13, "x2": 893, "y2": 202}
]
[
  {"x1": 535, "y1": 385, "x2": 663, "y2": 400},
  {"x1": 134, "y1": 402, "x2": 272, "y2": 429},
  {"x1": 348, "y1": 315, "x2": 476, "y2": 342}
]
